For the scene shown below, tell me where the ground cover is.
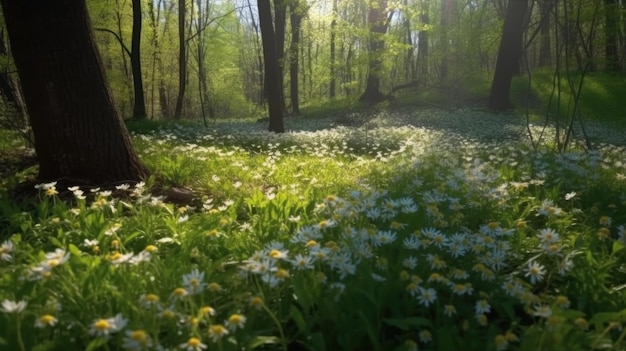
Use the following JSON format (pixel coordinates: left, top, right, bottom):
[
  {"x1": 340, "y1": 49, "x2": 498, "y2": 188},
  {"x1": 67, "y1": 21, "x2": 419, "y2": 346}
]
[{"x1": 1, "y1": 109, "x2": 626, "y2": 351}]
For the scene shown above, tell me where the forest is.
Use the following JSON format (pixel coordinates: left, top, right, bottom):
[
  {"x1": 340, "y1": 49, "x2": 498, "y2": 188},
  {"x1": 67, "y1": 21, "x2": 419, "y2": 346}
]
[{"x1": 0, "y1": 0, "x2": 626, "y2": 350}]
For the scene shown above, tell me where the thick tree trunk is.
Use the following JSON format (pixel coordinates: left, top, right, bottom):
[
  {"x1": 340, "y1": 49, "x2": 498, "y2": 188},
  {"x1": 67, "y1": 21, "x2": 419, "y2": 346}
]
[
  {"x1": 487, "y1": 0, "x2": 528, "y2": 111},
  {"x1": 1, "y1": 0, "x2": 148, "y2": 183},
  {"x1": 258, "y1": 0, "x2": 284, "y2": 132},
  {"x1": 131, "y1": 0, "x2": 147, "y2": 119},
  {"x1": 417, "y1": 0, "x2": 429, "y2": 82},
  {"x1": 274, "y1": 0, "x2": 287, "y2": 112},
  {"x1": 0, "y1": 30, "x2": 27, "y2": 125},
  {"x1": 538, "y1": 0, "x2": 552, "y2": 67},
  {"x1": 439, "y1": 0, "x2": 454, "y2": 80},
  {"x1": 359, "y1": 0, "x2": 390, "y2": 104},
  {"x1": 174, "y1": 0, "x2": 186, "y2": 119},
  {"x1": 289, "y1": 0, "x2": 304, "y2": 115}
]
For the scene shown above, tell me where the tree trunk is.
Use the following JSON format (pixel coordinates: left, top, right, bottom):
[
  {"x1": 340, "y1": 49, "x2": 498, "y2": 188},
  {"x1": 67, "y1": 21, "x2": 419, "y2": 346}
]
[
  {"x1": 417, "y1": 0, "x2": 429, "y2": 82},
  {"x1": 131, "y1": 0, "x2": 147, "y2": 119},
  {"x1": 439, "y1": 0, "x2": 454, "y2": 80},
  {"x1": 604, "y1": 0, "x2": 619, "y2": 71},
  {"x1": 487, "y1": 0, "x2": 528, "y2": 111},
  {"x1": 0, "y1": 30, "x2": 27, "y2": 124},
  {"x1": 258, "y1": 0, "x2": 284, "y2": 132},
  {"x1": 538, "y1": 0, "x2": 552, "y2": 67},
  {"x1": 329, "y1": 0, "x2": 338, "y2": 98},
  {"x1": 1, "y1": 0, "x2": 148, "y2": 183},
  {"x1": 289, "y1": 0, "x2": 305, "y2": 115},
  {"x1": 274, "y1": 0, "x2": 287, "y2": 112},
  {"x1": 359, "y1": 0, "x2": 390, "y2": 104},
  {"x1": 174, "y1": 0, "x2": 186, "y2": 119}
]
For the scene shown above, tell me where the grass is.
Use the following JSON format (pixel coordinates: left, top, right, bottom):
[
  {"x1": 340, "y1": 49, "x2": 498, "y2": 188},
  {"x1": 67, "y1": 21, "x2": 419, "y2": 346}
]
[
  {"x1": 1, "y1": 108, "x2": 626, "y2": 351},
  {"x1": 511, "y1": 70, "x2": 626, "y2": 129}
]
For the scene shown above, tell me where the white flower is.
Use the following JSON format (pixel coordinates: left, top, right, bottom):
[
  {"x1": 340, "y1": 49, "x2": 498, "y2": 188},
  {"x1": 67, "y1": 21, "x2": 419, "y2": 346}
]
[
  {"x1": 524, "y1": 260, "x2": 546, "y2": 284},
  {"x1": 565, "y1": 192, "x2": 577, "y2": 200},
  {"x1": 183, "y1": 269, "x2": 207, "y2": 294},
  {"x1": 180, "y1": 336, "x2": 207, "y2": 350},
  {"x1": 532, "y1": 305, "x2": 552, "y2": 318},
  {"x1": 291, "y1": 254, "x2": 315, "y2": 270},
  {"x1": 0, "y1": 240, "x2": 14, "y2": 262},
  {"x1": 416, "y1": 287, "x2": 437, "y2": 307},
  {"x1": 475, "y1": 299, "x2": 491, "y2": 314},
  {"x1": 89, "y1": 313, "x2": 128, "y2": 339},
  {"x1": 0, "y1": 299, "x2": 27, "y2": 313}
]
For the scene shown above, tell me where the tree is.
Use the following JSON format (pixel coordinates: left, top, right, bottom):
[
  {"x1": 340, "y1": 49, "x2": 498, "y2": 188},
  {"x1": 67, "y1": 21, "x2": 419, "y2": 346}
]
[
  {"x1": 289, "y1": 0, "x2": 306, "y2": 114},
  {"x1": 487, "y1": 0, "x2": 528, "y2": 111},
  {"x1": 359, "y1": 0, "x2": 392, "y2": 104},
  {"x1": 174, "y1": 0, "x2": 187, "y2": 119},
  {"x1": 258, "y1": 0, "x2": 285, "y2": 132},
  {"x1": 1, "y1": 0, "x2": 148, "y2": 183},
  {"x1": 131, "y1": 0, "x2": 147, "y2": 119}
]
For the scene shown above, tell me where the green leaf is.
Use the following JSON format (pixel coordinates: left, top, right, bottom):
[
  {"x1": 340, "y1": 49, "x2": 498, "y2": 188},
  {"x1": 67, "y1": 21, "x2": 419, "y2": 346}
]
[
  {"x1": 612, "y1": 240, "x2": 624, "y2": 254},
  {"x1": 290, "y1": 305, "x2": 308, "y2": 333},
  {"x1": 68, "y1": 244, "x2": 82, "y2": 257},
  {"x1": 247, "y1": 336, "x2": 281, "y2": 349},
  {"x1": 383, "y1": 317, "x2": 433, "y2": 331},
  {"x1": 85, "y1": 337, "x2": 107, "y2": 351}
]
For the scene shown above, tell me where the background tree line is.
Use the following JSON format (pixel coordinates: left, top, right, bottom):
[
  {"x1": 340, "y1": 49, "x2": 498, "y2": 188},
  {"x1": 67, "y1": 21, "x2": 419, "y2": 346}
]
[{"x1": 1, "y1": 0, "x2": 625, "y2": 127}]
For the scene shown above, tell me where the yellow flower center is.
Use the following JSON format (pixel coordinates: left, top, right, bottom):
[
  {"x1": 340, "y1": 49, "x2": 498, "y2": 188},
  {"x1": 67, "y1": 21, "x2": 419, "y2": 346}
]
[
  {"x1": 276, "y1": 269, "x2": 289, "y2": 279},
  {"x1": 144, "y1": 245, "x2": 157, "y2": 252},
  {"x1": 94, "y1": 319, "x2": 110, "y2": 331},
  {"x1": 269, "y1": 249, "x2": 281, "y2": 258},
  {"x1": 173, "y1": 288, "x2": 187, "y2": 296},
  {"x1": 131, "y1": 330, "x2": 148, "y2": 341},
  {"x1": 208, "y1": 282, "x2": 221, "y2": 291},
  {"x1": 229, "y1": 314, "x2": 244, "y2": 324},
  {"x1": 39, "y1": 314, "x2": 56, "y2": 325},
  {"x1": 187, "y1": 337, "x2": 201, "y2": 347},
  {"x1": 145, "y1": 294, "x2": 159, "y2": 303}
]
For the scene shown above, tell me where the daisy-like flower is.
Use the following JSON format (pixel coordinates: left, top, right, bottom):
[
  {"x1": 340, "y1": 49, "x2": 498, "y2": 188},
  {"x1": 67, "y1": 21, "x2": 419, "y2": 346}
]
[
  {"x1": 404, "y1": 339, "x2": 418, "y2": 351},
  {"x1": 476, "y1": 313, "x2": 488, "y2": 326},
  {"x1": 574, "y1": 317, "x2": 588, "y2": 330},
  {"x1": 443, "y1": 304, "x2": 457, "y2": 316},
  {"x1": 171, "y1": 287, "x2": 189, "y2": 300},
  {"x1": 0, "y1": 240, "x2": 14, "y2": 262},
  {"x1": 140, "y1": 294, "x2": 160, "y2": 308},
  {"x1": 35, "y1": 314, "x2": 58, "y2": 328},
  {"x1": 416, "y1": 287, "x2": 437, "y2": 307},
  {"x1": 537, "y1": 228, "x2": 560, "y2": 244},
  {"x1": 599, "y1": 216, "x2": 612, "y2": 226},
  {"x1": 249, "y1": 296, "x2": 264, "y2": 310},
  {"x1": 494, "y1": 334, "x2": 508, "y2": 351},
  {"x1": 89, "y1": 313, "x2": 128, "y2": 339},
  {"x1": 418, "y1": 330, "x2": 432, "y2": 343},
  {"x1": 183, "y1": 269, "x2": 207, "y2": 294},
  {"x1": 475, "y1": 299, "x2": 491, "y2": 315},
  {"x1": 524, "y1": 260, "x2": 546, "y2": 284},
  {"x1": 291, "y1": 254, "x2": 315, "y2": 270},
  {"x1": 180, "y1": 337, "x2": 207, "y2": 351},
  {"x1": 532, "y1": 305, "x2": 552, "y2": 318},
  {"x1": 225, "y1": 313, "x2": 246, "y2": 331},
  {"x1": 122, "y1": 329, "x2": 153, "y2": 350},
  {"x1": 565, "y1": 191, "x2": 577, "y2": 200},
  {"x1": 208, "y1": 324, "x2": 229, "y2": 342},
  {"x1": 402, "y1": 256, "x2": 418, "y2": 270},
  {"x1": 1, "y1": 299, "x2": 27, "y2": 313}
]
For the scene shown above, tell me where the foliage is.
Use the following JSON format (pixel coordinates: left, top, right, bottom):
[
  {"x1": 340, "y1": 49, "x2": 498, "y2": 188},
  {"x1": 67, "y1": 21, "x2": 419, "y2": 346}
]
[{"x1": 1, "y1": 110, "x2": 626, "y2": 350}]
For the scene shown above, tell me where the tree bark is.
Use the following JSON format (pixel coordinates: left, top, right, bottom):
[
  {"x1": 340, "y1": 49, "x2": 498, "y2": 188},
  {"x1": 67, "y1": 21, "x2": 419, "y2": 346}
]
[
  {"x1": 538, "y1": 0, "x2": 552, "y2": 67},
  {"x1": 604, "y1": 0, "x2": 619, "y2": 71},
  {"x1": 274, "y1": 0, "x2": 287, "y2": 112},
  {"x1": 174, "y1": 0, "x2": 186, "y2": 119},
  {"x1": 1, "y1": 0, "x2": 148, "y2": 183},
  {"x1": 487, "y1": 0, "x2": 528, "y2": 111},
  {"x1": 329, "y1": 0, "x2": 338, "y2": 98},
  {"x1": 131, "y1": 0, "x2": 147, "y2": 119},
  {"x1": 359, "y1": 0, "x2": 391, "y2": 104},
  {"x1": 258, "y1": 0, "x2": 284, "y2": 132},
  {"x1": 289, "y1": 0, "x2": 305, "y2": 115}
]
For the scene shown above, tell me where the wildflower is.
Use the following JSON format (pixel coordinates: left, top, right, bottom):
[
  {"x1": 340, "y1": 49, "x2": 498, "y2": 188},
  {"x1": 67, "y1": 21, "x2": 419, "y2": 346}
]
[
  {"x1": 250, "y1": 296, "x2": 264, "y2": 310},
  {"x1": 0, "y1": 299, "x2": 27, "y2": 313},
  {"x1": 123, "y1": 329, "x2": 153, "y2": 350},
  {"x1": 443, "y1": 304, "x2": 457, "y2": 316},
  {"x1": 402, "y1": 256, "x2": 418, "y2": 270},
  {"x1": 555, "y1": 295, "x2": 570, "y2": 309},
  {"x1": 404, "y1": 339, "x2": 418, "y2": 351},
  {"x1": 183, "y1": 269, "x2": 207, "y2": 294},
  {"x1": 90, "y1": 313, "x2": 128, "y2": 338},
  {"x1": 574, "y1": 317, "x2": 588, "y2": 330},
  {"x1": 374, "y1": 231, "x2": 397, "y2": 246},
  {"x1": 547, "y1": 315, "x2": 562, "y2": 330},
  {"x1": 505, "y1": 330, "x2": 518, "y2": 342},
  {"x1": 200, "y1": 306, "x2": 216, "y2": 317},
  {"x1": 600, "y1": 216, "x2": 612, "y2": 226},
  {"x1": 207, "y1": 282, "x2": 223, "y2": 292},
  {"x1": 208, "y1": 324, "x2": 229, "y2": 342},
  {"x1": 538, "y1": 228, "x2": 560, "y2": 244},
  {"x1": 268, "y1": 249, "x2": 289, "y2": 260},
  {"x1": 225, "y1": 313, "x2": 246, "y2": 331},
  {"x1": 475, "y1": 299, "x2": 491, "y2": 314},
  {"x1": 291, "y1": 254, "x2": 315, "y2": 270},
  {"x1": 558, "y1": 256, "x2": 574, "y2": 275},
  {"x1": 416, "y1": 287, "x2": 437, "y2": 307},
  {"x1": 35, "y1": 314, "x2": 58, "y2": 328},
  {"x1": 180, "y1": 337, "x2": 207, "y2": 351},
  {"x1": 598, "y1": 227, "x2": 611, "y2": 240},
  {"x1": 476, "y1": 314, "x2": 488, "y2": 326},
  {"x1": 494, "y1": 334, "x2": 508, "y2": 351},
  {"x1": 171, "y1": 287, "x2": 189, "y2": 300},
  {"x1": 532, "y1": 305, "x2": 552, "y2": 318},
  {"x1": 565, "y1": 192, "x2": 577, "y2": 200},
  {"x1": 140, "y1": 294, "x2": 160, "y2": 308},
  {"x1": 524, "y1": 260, "x2": 546, "y2": 284},
  {"x1": 0, "y1": 240, "x2": 14, "y2": 262},
  {"x1": 418, "y1": 330, "x2": 432, "y2": 343}
]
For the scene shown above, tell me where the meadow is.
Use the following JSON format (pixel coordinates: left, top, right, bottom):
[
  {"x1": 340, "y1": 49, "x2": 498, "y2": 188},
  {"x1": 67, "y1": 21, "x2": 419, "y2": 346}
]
[{"x1": 1, "y1": 108, "x2": 626, "y2": 351}]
